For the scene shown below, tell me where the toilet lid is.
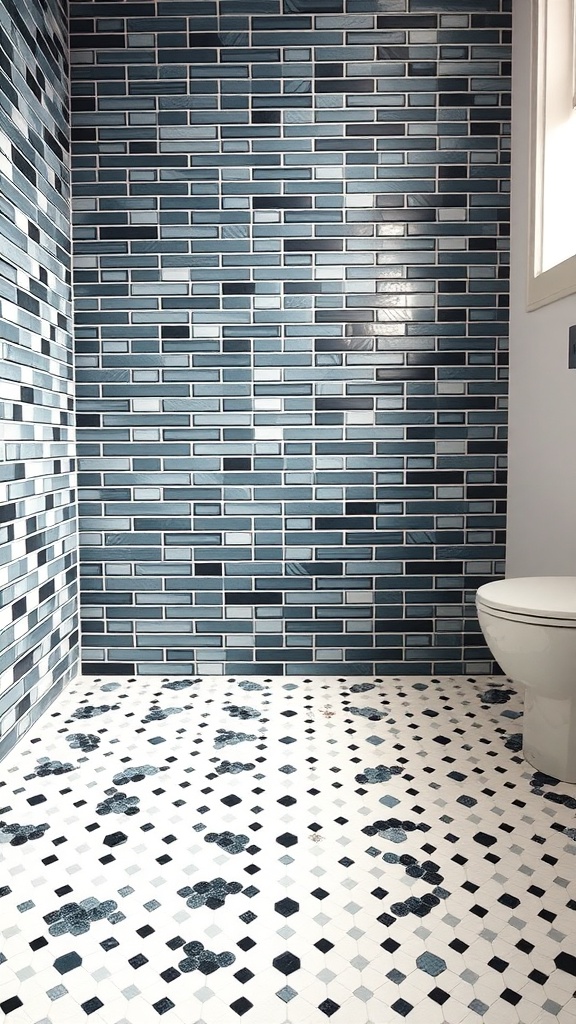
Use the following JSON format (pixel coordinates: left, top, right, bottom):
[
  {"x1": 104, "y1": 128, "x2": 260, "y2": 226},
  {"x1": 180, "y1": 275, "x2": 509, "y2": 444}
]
[{"x1": 476, "y1": 576, "x2": 576, "y2": 620}]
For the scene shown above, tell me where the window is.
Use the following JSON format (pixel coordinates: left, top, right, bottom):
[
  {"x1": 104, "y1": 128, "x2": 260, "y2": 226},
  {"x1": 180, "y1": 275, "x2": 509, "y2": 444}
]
[{"x1": 527, "y1": 0, "x2": 576, "y2": 308}]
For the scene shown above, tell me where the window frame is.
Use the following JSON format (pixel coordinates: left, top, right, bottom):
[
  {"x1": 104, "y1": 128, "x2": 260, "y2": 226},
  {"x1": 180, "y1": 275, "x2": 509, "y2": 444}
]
[{"x1": 527, "y1": 0, "x2": 576, "y2": 310}]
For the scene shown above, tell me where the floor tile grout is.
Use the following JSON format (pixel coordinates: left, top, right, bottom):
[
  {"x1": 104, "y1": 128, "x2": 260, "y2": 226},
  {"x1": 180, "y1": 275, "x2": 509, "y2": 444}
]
[{"x1": 0, "y1": 674, "x2": 574, "y2": 1023}]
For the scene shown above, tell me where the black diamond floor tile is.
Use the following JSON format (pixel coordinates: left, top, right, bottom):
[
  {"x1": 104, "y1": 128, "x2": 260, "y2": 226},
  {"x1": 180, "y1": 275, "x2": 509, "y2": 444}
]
[{"x1": 0, "y1": 673, "x2": 574, "y2": 1024}]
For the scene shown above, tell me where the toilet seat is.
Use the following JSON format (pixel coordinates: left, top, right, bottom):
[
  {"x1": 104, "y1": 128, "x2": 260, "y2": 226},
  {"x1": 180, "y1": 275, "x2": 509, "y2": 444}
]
[
  {"x1": 476, "y1": 576, "x2": 576, "y2": 780},
  {"x1": 476, "y1": 576, "x2": 576, "y2": 627}
]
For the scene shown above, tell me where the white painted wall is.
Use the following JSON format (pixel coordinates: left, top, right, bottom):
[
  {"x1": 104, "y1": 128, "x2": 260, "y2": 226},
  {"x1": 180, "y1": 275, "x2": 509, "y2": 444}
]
[{"x1": 507, "y1": 0, "x2": 576, "y2": 575}]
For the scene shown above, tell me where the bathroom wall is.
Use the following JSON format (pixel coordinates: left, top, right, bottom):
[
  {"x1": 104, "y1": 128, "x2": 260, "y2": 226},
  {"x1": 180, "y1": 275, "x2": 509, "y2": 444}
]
[
  {"x1": 0, "y1": 0, "x2": 79, "y2": 757},
  {"x1": 70, "y1": 0, "x2": 511, "y2": 678},
  {"x1": 506, "y1": 0, "x2": 576, "y2": 577}
]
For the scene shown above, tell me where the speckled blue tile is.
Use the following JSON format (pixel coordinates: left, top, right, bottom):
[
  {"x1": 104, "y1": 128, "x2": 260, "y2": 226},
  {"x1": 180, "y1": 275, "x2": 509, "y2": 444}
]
[{"x1": 69, "y1": 0, "x2": 511, "y2": 679}]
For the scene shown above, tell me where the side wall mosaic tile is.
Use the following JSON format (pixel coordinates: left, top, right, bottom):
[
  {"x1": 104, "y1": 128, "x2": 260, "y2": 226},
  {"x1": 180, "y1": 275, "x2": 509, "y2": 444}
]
[
  {"x1": 0, "y1": 0, "x2": 80, "y2": 758},
  {"x1": 70, "y1": 0, "x2": 511, "y2": 678}
]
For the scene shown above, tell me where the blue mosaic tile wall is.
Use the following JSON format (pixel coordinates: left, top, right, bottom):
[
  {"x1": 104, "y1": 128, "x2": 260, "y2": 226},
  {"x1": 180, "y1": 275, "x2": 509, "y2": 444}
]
[
  {"x1": 0, "y1": 0, "x2": 79, "y2": 757},
  {"x1": 70, "y1": 0, "x2": 511, "y2": 678}
]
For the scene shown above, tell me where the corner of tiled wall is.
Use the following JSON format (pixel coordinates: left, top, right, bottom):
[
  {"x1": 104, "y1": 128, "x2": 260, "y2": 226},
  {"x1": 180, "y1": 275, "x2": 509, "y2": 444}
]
[
  {"x1": 70, "y1": 0, "x2": 510, "y2": 679},
  {"x1": 0, "y1": 0, "x2": 80, "y2": 759}
]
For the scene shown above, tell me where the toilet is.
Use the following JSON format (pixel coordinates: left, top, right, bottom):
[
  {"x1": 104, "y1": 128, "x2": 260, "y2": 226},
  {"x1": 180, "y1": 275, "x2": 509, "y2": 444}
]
[{"x1": 476, "y1": 576, "x2": 576, "y2": 783}]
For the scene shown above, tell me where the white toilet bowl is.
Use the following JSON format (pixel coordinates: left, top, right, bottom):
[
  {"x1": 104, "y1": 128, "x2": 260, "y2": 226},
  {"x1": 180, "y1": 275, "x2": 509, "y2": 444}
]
[{"x1": 476, "y1": 576, "x2": 576, "y2": 782}]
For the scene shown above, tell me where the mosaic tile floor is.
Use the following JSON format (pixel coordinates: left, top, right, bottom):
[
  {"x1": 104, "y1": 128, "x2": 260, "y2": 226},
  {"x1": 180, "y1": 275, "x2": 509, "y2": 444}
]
[{"x1": 1, "y1": 674, "x2": 575, "y2": 1024}]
